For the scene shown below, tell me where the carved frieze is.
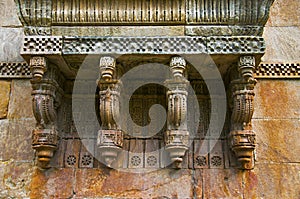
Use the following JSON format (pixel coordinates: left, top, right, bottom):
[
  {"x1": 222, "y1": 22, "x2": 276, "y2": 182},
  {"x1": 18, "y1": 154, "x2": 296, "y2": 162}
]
[
  {"x1": 15, "y1": 0, "x2": 274, "y2": 36},
  {"x1": 21, "y1": 36, "x2": 265, "y2": 56}
]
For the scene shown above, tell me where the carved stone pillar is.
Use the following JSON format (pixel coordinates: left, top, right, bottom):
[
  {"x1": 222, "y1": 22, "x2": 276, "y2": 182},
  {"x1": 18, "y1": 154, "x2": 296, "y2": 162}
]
[
  {"x1": 164, "y1": 57, "x2": 189, "y2": 169},
  {"x1": 30, "y1": 57, "x2": 62, "y2": 169},
  {"x1": 229, "y1": 55, "x2": 257, "y2": 170},
  {"x1": 97, "y1": 56, "x2": 123, "y2": 167}
]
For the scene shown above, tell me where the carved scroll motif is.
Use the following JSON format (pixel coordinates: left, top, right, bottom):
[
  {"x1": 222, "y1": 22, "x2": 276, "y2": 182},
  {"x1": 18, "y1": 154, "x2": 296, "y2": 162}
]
[
  {"x1": 30, "y1": 56, "x2": 62, "y2": 169},
  {"x1": 229, "y1": 55, "x2": 257, "y2": 170},
  {"x1": 164, "y1": 57, "x2": 190, "y2": 168},
  {"x1": 97, "y1": 56, "x2": 124, "y2": 167}
]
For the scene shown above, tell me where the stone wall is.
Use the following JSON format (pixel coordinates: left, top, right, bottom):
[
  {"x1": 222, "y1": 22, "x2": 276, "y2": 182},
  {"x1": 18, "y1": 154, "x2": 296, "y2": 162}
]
[
  {"x1": 0, "y1": 0, "x2": 34, "y2": 198},
  {"x1": 0, "y1": 0, "x2": 299, "y2": 198},
  {"x1": 249, "y1": 1, "x2": 300, "y2": 197}
]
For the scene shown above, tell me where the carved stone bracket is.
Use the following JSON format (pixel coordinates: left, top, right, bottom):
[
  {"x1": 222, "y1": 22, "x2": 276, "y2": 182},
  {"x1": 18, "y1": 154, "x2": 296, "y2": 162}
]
[
  {"x1": 97, "y1": 56, "x2": 124, "y2": 167},
  {"x1": 229, "y1": 55, "x2": 257, "y2": 170},
  {"x1": 164, "y1": 57, "x2": 189, "y2": 168},
  {"x1": 30, "y1": 56, "x2": 64, "y2": 169}
]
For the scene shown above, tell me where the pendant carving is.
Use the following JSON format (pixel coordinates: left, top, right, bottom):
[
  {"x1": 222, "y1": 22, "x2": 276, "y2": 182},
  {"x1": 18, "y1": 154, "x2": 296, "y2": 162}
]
[
  {"x1": 229, "y1": 55, "x2": 257, "y2": 170},
  {"x1": 97, "y1": 56, "x2": 123, "y2": 167},
  {"x1": 30, "y1": 56, "x2": 63, "y2": 169},
  {"x1": 165, "y1": 57, "x2": 189, "y2": 168}
]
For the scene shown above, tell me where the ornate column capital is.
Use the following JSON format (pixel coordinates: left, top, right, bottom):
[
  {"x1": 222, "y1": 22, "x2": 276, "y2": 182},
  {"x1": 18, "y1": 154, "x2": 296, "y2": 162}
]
[
  {"x1": 238, "y1": 55, "x2": 257, "y2": 83},
  {"x1": 170, "y1": 56, "x2": 187, "y2": 78},
  {"x1": 30, "y1": 56, "x2": 48, "y2": 82},
  {"x1": 99, "y1": 56, "x2": 116, "y2": 81}
]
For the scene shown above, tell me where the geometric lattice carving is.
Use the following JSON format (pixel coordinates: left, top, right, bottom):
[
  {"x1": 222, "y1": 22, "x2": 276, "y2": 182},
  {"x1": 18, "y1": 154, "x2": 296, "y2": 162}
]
[
  {"x1": 207, "y1": 37, "x2": 265, "y2": 54},
  {"x1": 0, "y1": 62, "x2": 31, "y2": 78},
  {"x1": 63, "y1": 36, "x2": 265, "y2": 55},
  {"x1": 21, "y1": 36, "x2": 265, "y2": 55},
  {"x1": 22, "y1": 36, "x2": 63, "y2": 54},
  {"x1": 63, "y1": 37, "x2": 207, "y2": 54},
  {"x1": 255, "y1": 63, "x2": 300, "y2": 78}
]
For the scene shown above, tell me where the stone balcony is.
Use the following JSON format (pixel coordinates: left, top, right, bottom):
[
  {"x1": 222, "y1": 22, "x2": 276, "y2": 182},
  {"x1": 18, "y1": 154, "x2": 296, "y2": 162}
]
[{"x1": 14, "y1": 0, "x2": 275, "y2": 170}]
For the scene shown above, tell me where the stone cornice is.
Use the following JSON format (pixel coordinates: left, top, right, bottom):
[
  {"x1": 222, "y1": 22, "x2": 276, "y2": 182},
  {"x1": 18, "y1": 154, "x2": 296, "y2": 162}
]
[{"x1": 15, "y1": 0, "x2": 275, "y2": 36}]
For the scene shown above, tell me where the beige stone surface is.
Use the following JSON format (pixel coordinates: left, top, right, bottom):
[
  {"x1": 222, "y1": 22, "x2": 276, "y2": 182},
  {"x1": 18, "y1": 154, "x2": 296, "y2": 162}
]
[
  {"x1": 193, "y1": 170, "x2": 203, "y2": 198},
  {"x1": 0, "y1": 81, "x2": 10, "y2": 119},
  {"x1": 262, "y1": 26, "x2": 300, "y2": 63},
  {"x1": 30, "y1": 168, "x2": 74, "y2": 198},
  {"x1": 0, "y1": 120, "x2": 9, "y2": 160},
  {"x1": 202, "y1": 169, "x2": 244, "y2": 199},
  {"x1": 52, "y1": 26, "x2": 185, "y2": 37},
  {"x1": 75, "y1": 168, "x2": 193, "y2": 198},
  {"x1": 253, "y1": 80, "x2": 300, "y2": 119},
  {"x1": 8, "y1": 80, "x2": 33, "y2": 119},
  {"x1": 0, "y1": 161, "x2": 33, "y2": 198},
  {"x1": 266, "y1": 0, "x2": 300, "y2": 27},
  {"x1": 253, "y1": 119, "x2": 300, "y2": 163},
  {"x1": 0, "y1": 0, "x2": 22, "y2": 27},
  {"x1": 0, "y1": 28, "x2": 24, "y2": 62},
  {"x1": 3, "y1": 119, "x2": 35, "y2": 161},
  {"x1": 244, "y1": 163, "x2": 300, "y2": 198}
]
